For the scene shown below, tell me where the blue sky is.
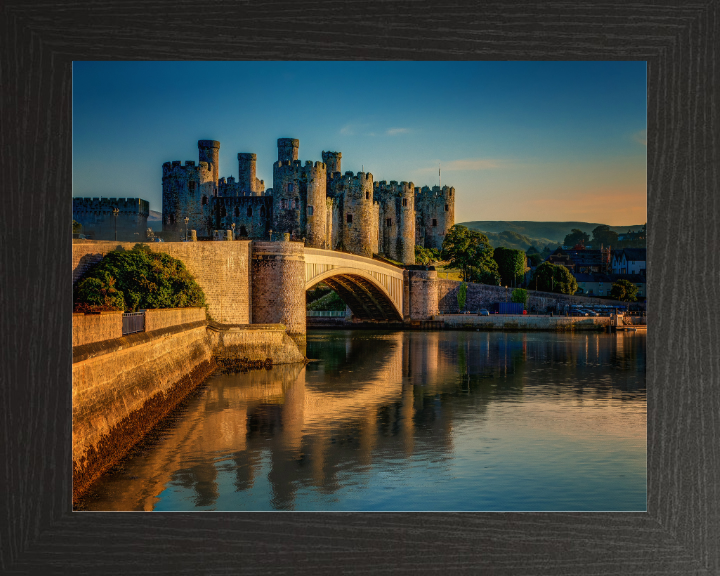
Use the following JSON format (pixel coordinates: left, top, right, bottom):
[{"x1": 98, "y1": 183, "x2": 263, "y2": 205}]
[{"x1": 73, "y1": 61, "x2": 646, "y2": 225}]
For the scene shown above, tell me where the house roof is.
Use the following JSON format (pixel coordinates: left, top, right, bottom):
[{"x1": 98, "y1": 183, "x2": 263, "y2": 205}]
[{"x1": 621, "y1": 248, "x2": 646, "y2": 261}]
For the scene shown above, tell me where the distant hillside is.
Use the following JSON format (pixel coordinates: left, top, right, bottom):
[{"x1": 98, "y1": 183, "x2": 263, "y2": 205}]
[
  {"x1": 460, "y1": 221, "x2": 645, "y2": 245},
  {"x1": 147, "y1": 210, "x2": 162, "y2": 231},
  {"x1": 482, "y1": 230, "x2": 560, "y2": 252}
]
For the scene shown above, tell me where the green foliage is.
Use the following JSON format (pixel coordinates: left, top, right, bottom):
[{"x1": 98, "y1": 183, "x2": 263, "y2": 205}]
[
  {"x1": 441, "y1": 225, "x2": 499, "y2": 283},
  {"x1": 457, "y1": 282, "x2": 467, "y2": 311},
  {"x1": 563, "y1": 228, "x2": 590, "y2": 247},
  {"x1": 493, "y1": 246, "x2": 526, "y2": 287},
  {"x1": 72, "y1": 220, "x2": 82, "y2": 234},
  {"x1": 511, "y1": 288, "x2": 528, "y2": 307},
  {"x1": 531, "y1": 262, "x2": 578, "y2": 295},
  {"x1": 74, "y1": 244, "x2": 206, "y2": 312},
  {"x1": 467, "y1": 267, "x2": 501, "y2": 286},
  {"x1": 527, "y1": 253, "x2": 543, "y2": 267},
  {"x1": 307, "y1": 290, "x2": 346, "y2": 311},
  {"x1": 74, "y1": 272, "x2": 126, "y2": 311},
  {"x1": 415, "y1": 245, "x2": 441, "y2": 265},
  {"x1": 591, "y1": 225, "x2": 619, "y2": 248},
  {"x1": 610, "y1": 279, "x2": 639, "y2": 302}
]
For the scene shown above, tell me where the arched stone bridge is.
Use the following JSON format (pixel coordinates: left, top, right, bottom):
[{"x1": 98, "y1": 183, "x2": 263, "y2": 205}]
[{"x1": 304, "y1": 248, "x2": 405, "y2": 322}]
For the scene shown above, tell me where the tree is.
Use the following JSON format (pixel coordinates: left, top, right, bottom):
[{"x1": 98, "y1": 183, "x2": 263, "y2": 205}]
[
  {"x1": 527, "y1": 253, "x2": 543, "y2": 267},
  {"x1": 591, "y1": 225, "x2": 619, "y2": 248},
  {"x1": 526, "y1": 245, "x2": 540, "y2": 255},
  {"x1": 493, "y1": 246, "x2": 526, "y2": 287},
  {"x1": 563, "y1": 228, "x2": 589, "y2": 247},
  {"x1": 532, "y1": 262, "x2": 578, "y2": 295},
  {"x1": 441, "y1": 225, "x2": 498, "y2": 283},
  {"x1": 457, "y1": 282, "x2": 467, "y2": 312},
  {"x1": 511, "y1": 288, "x2": 528, "y2": 308},
  {"x1": 415, "y1": 245, "x2": 441, "y2": 265},
  {"x1": 610, "y1": 279, "x2": 639, "y2": 302},
  {"x1": 72, "y1": 220, "x2": 82, "y2": 234},
  {"x1": 74, "y1": 244, "x2": 206, "y2": 312}
]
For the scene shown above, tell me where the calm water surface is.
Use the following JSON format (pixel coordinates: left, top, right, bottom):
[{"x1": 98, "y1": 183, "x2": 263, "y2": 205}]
[{"x1": 81, "y1": 330, "x2": 646, "y2": 511}]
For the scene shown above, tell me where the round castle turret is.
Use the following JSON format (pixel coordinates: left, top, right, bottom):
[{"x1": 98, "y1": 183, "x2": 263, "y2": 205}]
[
  {"x1": 277, "y1": 138, "x2": 299, "y2": 163},
  {"x1": 272, "y1": 157, "x2": 327, "y2": 246},
  {"x1": 415, "y1": 185, "x2": 455, "y2": 250},
  {"x1": 375, "y1": 180, "x2": 416, "y2": 264},
  {"x1": 332, "y1": 171, "x2": 375, "y2": 258},
  {"x1": 198, "y1": 140, "x2": 221, "y2": 185},
  {"x1": 321, "y1": 151, "x2": 342, "y2": 178},
  {"x1": 162, "y1": 159, "x2": 215, "y2": 238}
]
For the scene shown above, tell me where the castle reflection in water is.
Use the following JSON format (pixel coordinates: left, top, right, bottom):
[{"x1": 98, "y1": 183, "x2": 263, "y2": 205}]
[{"x1": 82, "y1": 330, "x2": 646, "y2": 511}]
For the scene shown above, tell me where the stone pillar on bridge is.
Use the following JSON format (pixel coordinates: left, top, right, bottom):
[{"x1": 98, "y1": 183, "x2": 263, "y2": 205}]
[
  {"x1": 251, "y1": 240, "x2": 307, "y2": 354},
  {"x1": 408, "y1": 269, "x2": 439, "y2": 321}
]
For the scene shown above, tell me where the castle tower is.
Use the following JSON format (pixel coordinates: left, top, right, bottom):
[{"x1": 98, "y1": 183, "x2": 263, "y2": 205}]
[
  {"x1": 277, "y1": 138, "x2": 299, "y2": 163},
  {"x1": 162, "y1": 159, "x2": 215, "y2": 239},
  {"x1": 415, "y1": 185, "x2": 455, "y2": 250},
  {"x1": 237, "y1": 153, "x2": 257, "y2": 195},
  {"x1": 321, "y1": 151, "x2": 342, "y2": 178},
  {"x1": 375, "y1": 181, "x2": 416, "y2": 264},
  {"x1": 272, "y1": 158, "x2": 327, "y2": 244},
  {"x1": 198, "y1": 140, "x2": 221, "y2": 185},
  {"x1": 333, "y1": 171, "x2": 375, "y2": 258}
]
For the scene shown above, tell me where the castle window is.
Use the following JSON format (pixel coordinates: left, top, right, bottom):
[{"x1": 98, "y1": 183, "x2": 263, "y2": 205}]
[
  {"x1": 169, "y1": 214, "x2": 175, "y2": 224},
  {"x1": 308, "y1": 205, "x2": 314, "y2": 216},
  {"x1": 260, "y1": 206, "x2": 266, "y2": 217},
  {"x1": 365, "y1": 191, "x2": 370, "y2": 200},
  {"x1": 386, "y1": 218, "x2": 392, "y2": 227},
  {"x1": 288, "y1": 183, "x2": 293, "y2": 192},
  {"x1": 445, "y1": 204, "x2": 449, "y2": 212},
  {"x1": 432, "y1": 218, "x2": 438, "y2": 227},
  {"x1": 202, "y1": 195, "x2": 208, "y2": 206},
  {"x1": 247, "y1": 206, "x2": 253, "y2": 217},
  {"x1": 189, "y1": 181, "x2": 196, "y2": 193},
  {"x1": 402, "y1": 198, "x2": 408, "y2": 207},
  {"x1": 235, "y1": 206, "x2": 240, "y2": 217},
  {"x1": 347, "y1": 214, "x2": 353, "y2": 224},
  {"x1": 221, "y1": 206, "x2": 227, "y2": 217},
  {"x1": 449, "y1": 190, "x2": 452, "y2": 197},
  {"x1": 240, "y1": 225, "x2": 248, "y2": 237}
]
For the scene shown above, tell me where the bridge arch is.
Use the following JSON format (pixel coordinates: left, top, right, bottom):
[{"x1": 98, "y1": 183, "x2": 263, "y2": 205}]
[{"x1": 304, "y1": 248, "x2": 405, "y2": 322}]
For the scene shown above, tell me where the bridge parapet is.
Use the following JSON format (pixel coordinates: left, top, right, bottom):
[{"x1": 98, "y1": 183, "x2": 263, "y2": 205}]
[{"x1": 304, "y1": 248, "x2": 404, "y2": 321}]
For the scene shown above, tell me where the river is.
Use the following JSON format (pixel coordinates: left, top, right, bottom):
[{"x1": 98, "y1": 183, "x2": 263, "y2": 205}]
[{"x1": 78, "y1": 329, "x2": 646, "y2": 512}]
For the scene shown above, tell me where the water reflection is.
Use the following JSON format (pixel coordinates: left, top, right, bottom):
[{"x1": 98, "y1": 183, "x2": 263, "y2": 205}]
[{"x1": 81, "y1": 330, "x2": 646, "y2": 512}]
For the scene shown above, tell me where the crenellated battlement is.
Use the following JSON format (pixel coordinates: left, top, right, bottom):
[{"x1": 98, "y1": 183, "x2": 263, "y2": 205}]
[
  {"x1": 374, "y1": 180, "x2": 414, "y2": 197},
  {"x1": 274, "y1": 159, "x2": 326, "y2": 180},
  {"x1": 163, "y1": 160, "x2": 212, "y2": 177}
]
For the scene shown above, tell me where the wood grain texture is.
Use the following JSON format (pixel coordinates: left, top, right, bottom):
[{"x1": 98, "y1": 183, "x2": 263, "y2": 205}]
[{"x1": 1, "y1": 1, "x2": 718, "y2": 573}]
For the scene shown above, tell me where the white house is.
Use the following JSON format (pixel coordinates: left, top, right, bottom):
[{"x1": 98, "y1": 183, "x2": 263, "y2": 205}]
[{"x1": 612, "y1": 249, "x2": 646, "y2": 275}]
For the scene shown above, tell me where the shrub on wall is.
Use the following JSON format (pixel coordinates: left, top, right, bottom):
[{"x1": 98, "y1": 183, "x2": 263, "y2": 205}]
[
  {"x1": 74, "y1": 244, "x2": 206, "y2": 312},
  {"x1": 511, "y1": 288, "x2": 528, "y2": 307},
  {"x1": 457, "y1": 282, "x2": 468, "y2": 312}
]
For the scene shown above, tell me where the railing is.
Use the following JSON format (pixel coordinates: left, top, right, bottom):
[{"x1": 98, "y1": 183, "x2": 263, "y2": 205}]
[
  {"x1": 122, "y1": 311, "x2": 145, "y2": 335},
  {"x1": 307, "y1": 311, "x2": 346, "y2": 317}
]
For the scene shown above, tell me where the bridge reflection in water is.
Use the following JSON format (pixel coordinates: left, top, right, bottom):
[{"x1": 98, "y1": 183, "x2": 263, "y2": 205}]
[{"x1": 80, "y1": 330, "x2": 646, "y2": 512}]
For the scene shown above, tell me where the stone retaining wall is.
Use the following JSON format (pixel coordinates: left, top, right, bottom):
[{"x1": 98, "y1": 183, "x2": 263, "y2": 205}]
[
  {"x1": 72, "y1": 240, "x2": 251, "y2": 324},
  {"x1": 436, "y1": 279, "x2": 633, "y2": 314},
  {"x1": 72, "y1": 319, "x2": 305, "y2": 506},
  {"x1": 435, "y1": 314, "x2": 611, "y2": 331},
  {"x1": 145, "y1": 307, "x2": 206, "y2": 332},
  {"x1": 72, "y1": 311, "x2": 123, "y2": 347}
]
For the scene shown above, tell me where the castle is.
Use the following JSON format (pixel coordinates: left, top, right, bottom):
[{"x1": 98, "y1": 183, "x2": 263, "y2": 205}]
[{"x1": 161, "y1": 138, "x2": 455, "y2": 264}]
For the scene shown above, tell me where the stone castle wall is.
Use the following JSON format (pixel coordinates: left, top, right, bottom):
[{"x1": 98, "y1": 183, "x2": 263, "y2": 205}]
[
  {"x1": 72, "y1": 240, "x2": 252, "y2": 324},
  {"x1": 73, "y1": 311, "x2": 123, "y2": 347},
  {"x1": 144, "y1": 307, "x2": 206, "y2": 332},
  {"x1": 408, "y1": 269, "x2": 439, "y2": 320},
  {"x1": 73, "y1": 197, "x2": 150, "y2": 241}
]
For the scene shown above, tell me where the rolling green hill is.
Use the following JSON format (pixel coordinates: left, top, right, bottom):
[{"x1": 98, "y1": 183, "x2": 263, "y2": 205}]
[{"x1": 460, "y1": 221, "x2": 645, "y2": 249}]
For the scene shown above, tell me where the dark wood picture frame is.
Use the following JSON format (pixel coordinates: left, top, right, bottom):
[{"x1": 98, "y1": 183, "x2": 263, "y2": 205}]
[{"x1": 1, "y1": 2, "x2": 717, "y2": 573}]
